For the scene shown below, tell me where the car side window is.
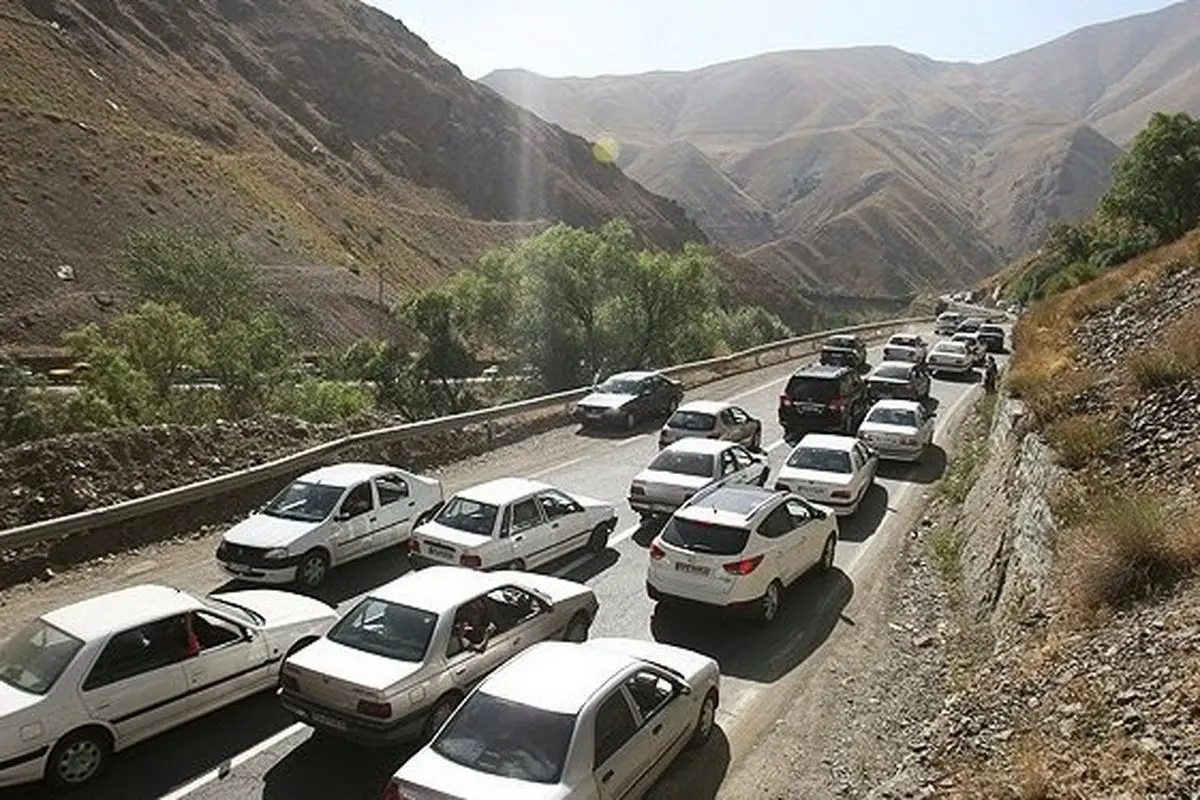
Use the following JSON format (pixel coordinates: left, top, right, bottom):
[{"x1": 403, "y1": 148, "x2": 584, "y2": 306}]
[
  {"x1": 593, "y1": 689, "x2": 639, "y2": 769},
  {"x1": 484, "y1": 585, "x2": 543, "y2": 633},
  {"x1": 625, "y1": 670, "x2": 676, "y2": 722},
  {"x1": 537, "y1": 490, "x2": 581, "y2": 520},
  {"x1": 188, "y1": 611, "x2": 243, "y2": 652},
  {"x1": 510, "y1": 498, "x2": 543, "y2": 533},
  {"x1": 340, "y1": 483, "x2": 374, "y2": 519},
  {"x1": 757, "y1": 504, "x2": 793, "y2": 538},
  {"x1": 853, "y1": 443, "x2": 870, "y2": 465},
  {"x1": 731, "y1": 447, "x2": 753, "y2": 469},
  {"x1": 719, "y1": 450, "x2": 738, "y2": 476},
  {"x1": 785, "y1": 499, "x2": 814, "y2": 525},
  {"x1": 83, "y1": 616, "x2": 190, "y2": 690},
  {"x1": 374, "y1": 475, "x2": 409, "y2": 506}
]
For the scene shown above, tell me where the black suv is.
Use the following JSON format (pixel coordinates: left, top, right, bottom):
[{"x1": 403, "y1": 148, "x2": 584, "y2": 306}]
[
  {"x1": 818, "y1": 334, "x2": 869, "y2": 372},
  {"x1": 977, "y1": 324, "x2": 1006, "y2": 352},
  {"x1": 778, "y1": 364, "x2": 869, "y2": 440}
]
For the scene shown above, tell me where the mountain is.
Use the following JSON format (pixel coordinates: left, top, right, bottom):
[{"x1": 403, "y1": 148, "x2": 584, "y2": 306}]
[
  {"x1": 0, "y1": 0, "x2": 731, "y2": 348},
  {"x1": 481, "y1": 0, "x2": 1200, "y2": 299}
]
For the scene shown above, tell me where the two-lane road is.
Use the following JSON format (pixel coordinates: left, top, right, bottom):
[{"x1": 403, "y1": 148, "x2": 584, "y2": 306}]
[{"x1": 0, "y1": 329, "x2": 1006, "y2": 800}]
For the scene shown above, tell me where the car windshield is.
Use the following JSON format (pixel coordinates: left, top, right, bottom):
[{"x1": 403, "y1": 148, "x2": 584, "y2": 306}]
[
  {"x1": 872, "y1": 364, "x2": 911, "y2": 380},
  {"x1": 0, "y1": 619, "x2": 84, "y2": 695},
  {"x1": 596, "y1": 377, "x2": 640, "y2": 395},
  {"x1": 826, "y1": 337, "x2": 856, "y2": 348},
  {"x1": 647, "y1": 450, "x2": 714, "y2": 478},
  {"x1": 867, "y1": 408, "x2": 919, "y2": 427},
  {"x1": 821, "y1": 348, "x2": 855, "y2": 365},
  {"x1": 660, "y1": 517, "x2": 750, "y2": 555},
  {"x1": 934, "y1": 343, "x2": 966, "y2": 354},
  {"x1": 785, "y1": 376, "x2": 837, "y2": 402},
  {"x1": 261, "y1": 481, "x2": 344, "y2": 522},
  {"x1": 666, "y1": 410, "x2": 716, "y2": 431},
  {"x1": 786, "y1": 447, "x2": 852, "y2": 473},
  {"x1": 434, "y1": 496, "x2": 499, "y2": 536},
  {"x1": 432, "y1": 691, "x2": 575, "y2": 784},
  {"x1": 326, "y1": 599, "x2": 437, "y2": 662}
]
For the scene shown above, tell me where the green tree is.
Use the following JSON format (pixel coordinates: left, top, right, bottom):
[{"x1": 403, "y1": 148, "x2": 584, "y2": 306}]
[
  {"x1": 1100, "y1": 111, "x2": 1200, "y2": 244},
  {"x1": 208, "y1": 311, "x2": 297, "y2": 417},
  {"x1": 1, "y1": 359, "x2": 49, "y2": 443}
]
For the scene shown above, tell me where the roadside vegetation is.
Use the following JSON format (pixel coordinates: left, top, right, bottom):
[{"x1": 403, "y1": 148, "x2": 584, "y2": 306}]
[
  {"x1": 931, "y1": 392, "x2": 997, "y2": 585},
  {"x1": 0, "y1": 221, "x2": 791, "y2": 446}
]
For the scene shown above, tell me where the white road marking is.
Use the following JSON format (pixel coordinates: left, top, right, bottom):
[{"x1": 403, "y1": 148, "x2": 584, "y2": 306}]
[
  {"x1": 609, "y1": 522, "x2": 642, "y2": 547},
  {"x1": 158, "y1": 722, "x2": 307, "y2": 800},
  {"x1": 528, "y1": 456, "x2": 588, "y2": 478},
  {"x1": 725, "y1": 374, "x2": 794, "y2": 403},
  {"x1": 615, "y1": 433, "x2": 650, "y2": 448}
]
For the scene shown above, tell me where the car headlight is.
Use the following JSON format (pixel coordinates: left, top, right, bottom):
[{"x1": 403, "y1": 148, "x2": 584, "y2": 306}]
[{"x1": 264, "y1": 548, "x2": 290, "y2": 560}]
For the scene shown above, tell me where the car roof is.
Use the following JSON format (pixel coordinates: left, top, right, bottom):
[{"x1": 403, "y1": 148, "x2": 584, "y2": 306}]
[
  {"x1": 43, "y1": 585, "x2": 200, "y2": 641},
  {"x1": 477, "y1": 641, "x2": 637, "y2": 714},
  {"x1": 795, "y1": 433, "x2": 858, "y2": 451},
  {"x1": 673, "y1": 400, "x2": 730, "y2": 415},
  {"x1": 369, "y1": 566, "x2": 510, "y2": 614},
  {"x1": 455, "y1": 477, "x2": 554, "y2": 504},
  {"x1": 296, "y1": 462, "x2": 402, "y2": 487},
  {"x1": 661, "y1": 437, "x2": 736, "y2": 455},
  {"x1": 791, "y1": 363, "x2": 849, "y2": 378},
  {"x1": 868, "y1": 398, "x2": 924, "y2": 412},
  {"x1": 677, "y1": 485, "x2": 777, "y2": 524}
]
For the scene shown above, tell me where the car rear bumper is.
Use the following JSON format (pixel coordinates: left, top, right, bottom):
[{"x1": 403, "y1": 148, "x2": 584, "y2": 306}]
[
  {"x1": 872, "y1": 444, "x2": 924, "y2": 461},
  {"x1": 630, "y1": 496, "x2": 683, "y2": 516},
  {"x1": 279, "y1": 689, "x2": 428, "y2": 746},
  {"x1": 928, "y1": 362, "x2": 972, "y2": 373},
  {"x1": 645, "y1": 581, "x2": 764, "y2": 616}
]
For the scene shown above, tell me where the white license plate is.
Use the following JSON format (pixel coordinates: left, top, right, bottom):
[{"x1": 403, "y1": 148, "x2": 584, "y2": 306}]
[
  {"x1": 800, "y1": 403, "x2": 824, "y2": 412},
  {"x1": 675, "y1": 563, "x2": 711, "y2": 575},
  {"x1": 310, "y1": 711, "x2": 348, "y2": 731},
  {"x1": 426, "y1": 545, "x2": 454, "y2": 560}
]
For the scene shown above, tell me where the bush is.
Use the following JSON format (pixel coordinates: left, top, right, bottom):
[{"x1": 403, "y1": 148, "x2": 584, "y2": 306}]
[
  {"x1": 1128, "y1": 350, "x2": 1190, "y2": 390},
  {"x1": 278, "y1": 379, "x2": 372, "y2": 424},
  {"x1": 1046, "y1": 414, "x2": 1119, "y2": 468}
]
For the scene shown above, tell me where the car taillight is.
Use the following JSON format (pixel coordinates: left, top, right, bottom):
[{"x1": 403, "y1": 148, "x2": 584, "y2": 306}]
[
  {"x1": 723, "y1": 554, "x2": 764, "y2": 575},
  {"x1": 831, "y1": 489, "x2": 851, "y2": 499},
  {"x1": 357, "y1": 699, "x2": 392, "y2": 718},
  {"x1": 649, "y1": 543, "x2": 665, "y2": 560},
  {"x1": 381, "y1": 780, "x2": 402, "y2": 800},
  {"x1": 828, "y1": 394, "x2": 845, "y2": 410},
  {"x1": 406, "y1": 537, "x2": 419, "y2": 553},
  {"x1": 779, "y1": 392, "x2": 791, "y2": 406},
  {"x1": 460, "y1": 553, "x2": 482, "y2": 568},
  {"x1": 631, "y1": 485, "x2": 645, "y2": 496}
]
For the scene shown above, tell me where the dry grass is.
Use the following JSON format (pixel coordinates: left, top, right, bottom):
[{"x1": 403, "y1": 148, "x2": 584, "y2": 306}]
[
  {"x1": 1044, "y1": 413, "x2": 1119, "y2": 468},
  {"x1": 1128, "y1": 307, "x2": 1200, "y2": 391}
]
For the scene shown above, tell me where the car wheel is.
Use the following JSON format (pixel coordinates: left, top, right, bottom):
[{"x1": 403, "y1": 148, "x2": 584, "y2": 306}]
[
  {"x1": 509, "y1": 558, "x2": 527, "y2": 571},
  {"x1": 587, "y1": 524, "x2": 609, "y2": 556},
  {"x1": 563, "y1": 611, "x2": 591, "y2": 643},
  {"x1": 686, "y1": 688, "x2": 719, "y2": 750},
  {"x1": 819, "y1": 535, "x2": 837, "y2": 571},
  {"x1": 757, "y1": 580, "x2": 782, "y2": 624},
  {"x1": 297, "y1": 549, "x2": 330, "y2": 590},
  {"x1": 423, "y1": 693, "x2": 463, "y2": 740},
  {"x1": 46, "y1": 728, "x2": 111, "y2": 790}
]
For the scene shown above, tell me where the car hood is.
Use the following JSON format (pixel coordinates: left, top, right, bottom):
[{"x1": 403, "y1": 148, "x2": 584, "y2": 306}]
[
  {"x1": 577, "y1": 392, "x2": 636, "y2": 410},
  {"x1": 0, "y1": 681, "x2": 44, "y2": 718},
  {"x1": 859, "y1": 422, "x2": 920, "y2": 438},
  {"x1": 212, "y1": 589, "x2": 337, "y2": 630},
  {"x1": 413, "y1": 520, "x2": 490, "y2": 548},
  {"x1": 395, "y1": 748, "x2": 572, "y2": 800},
  {"x1": 633, "y1": 470, "x2": 712, "y2": 490},
  {"x1": 776, "y1": 466, "x2": 854, "y2": 486},
  {"x1": 285, "y1": 637, "x2": 424, "y2": 694},
  {"x1": 222, "y1": 514, "x2": 323, "y2": 550}
]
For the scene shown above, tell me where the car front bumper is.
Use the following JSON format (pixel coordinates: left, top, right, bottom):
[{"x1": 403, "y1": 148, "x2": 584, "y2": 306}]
[{"x1": 217, "y1": 560, "x2": 298, "y2": 584}]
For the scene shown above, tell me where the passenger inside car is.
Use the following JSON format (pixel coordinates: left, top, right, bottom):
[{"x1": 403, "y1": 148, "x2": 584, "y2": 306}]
[{"x1": 454, "y1": 598, "x2": 496, "y2": 652}]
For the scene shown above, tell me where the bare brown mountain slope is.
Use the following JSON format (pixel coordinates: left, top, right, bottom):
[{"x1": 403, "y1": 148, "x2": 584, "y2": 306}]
[
  {"x1": 0, "y1": 0, "x2": 739, "y2": 348},
  {"x1": 482, "y1": 0, "x2": 1200, "y2": 297}
]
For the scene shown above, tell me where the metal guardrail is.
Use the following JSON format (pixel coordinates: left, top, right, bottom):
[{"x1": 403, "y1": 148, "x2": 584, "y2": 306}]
[{"x1": 0, "y1": 316, "x2": 935, "y2": 552}]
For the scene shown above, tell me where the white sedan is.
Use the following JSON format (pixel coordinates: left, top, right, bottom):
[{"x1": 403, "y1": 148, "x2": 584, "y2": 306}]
[
  {"x1": 857, "y1": 399, "x2": 936, "y2": 462},
  {"x1": 773, "y1": 433, "x2": 879, "y2": 515},
  {"x1": 926, "y1": 341, "x2": 974, "y2": 376},
  {"x1": 278, "y1": 566, "x2": 598, "y2": 746},
  {"x1": 629, "y1": 438, "x2": 769, "y2": 520},
  {"x1": 0, "y1": 584, "x2": 337, "y2": 790},
  {"x1": 382, "y1": 638, "x2": 721, "y2": 800},
  {"x1": 409, "y1": 478, "x2": 617, "y2": 571},
  {"x1": 217, "y1": 462, "x2": 444, "y2": 589}
]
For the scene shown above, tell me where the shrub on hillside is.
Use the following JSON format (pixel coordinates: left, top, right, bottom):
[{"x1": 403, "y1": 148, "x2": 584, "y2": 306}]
[{"x1": 1046, "y1": 414, "x2": 1119, "y2": 469}]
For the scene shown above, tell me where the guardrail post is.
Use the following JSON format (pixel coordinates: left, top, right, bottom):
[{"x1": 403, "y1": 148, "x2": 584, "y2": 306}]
[{"x1": 485, "y1": 419, "x2": 495, "y2": 446}]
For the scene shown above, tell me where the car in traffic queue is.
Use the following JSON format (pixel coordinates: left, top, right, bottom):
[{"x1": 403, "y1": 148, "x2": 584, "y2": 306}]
[
  {"x1": 773, "y1": 433, "x2": 879, "y2": 516},
  {"x1": 216, "y1": 462, "x2": 444, "y2": 589},
  {"x1": 381, "y1": 638, "x2": 721, "y2": 800},
  {"x1": 865, "y1": 360, "x2": 932, "y2": 402},
  {"x1": 934, "y1": 311, "x2": 962, "y2": 335},
  {"x1": 569, "y1": 370, "x2": 685, "y2": 431},
  {"x1": 0, "y1": 585, "x2": 337, "y2": 791},
  {"x1": 857, "y1": 399, "x2": 936, "y2": 462},
  {"x1": 658, "y1": 400, "x2": 763, "y2": 450},
  {"x1": 408, "y1": 478, "x2": 617, "y2": 571},
  {"x1": 818, "y1": 333, "x2": 869, "y2": 372},
  {"x1": 777, "y1": 363, "x2": 870, "y2": 440},
  {"x1": 278, "y1": 566, "x2": 598, "y2": 747},
  {"x1": 950, "y1": 332, "x2": 987, "y2": 366},
  {"x1": 881, "y1": 343, "x2": 924, "y2": 365},
  {"x1": 926, "y1": 340, "x2": 975, "y2": 377},
  {"x1": 629, "y1": 438, "x2": 769, "y2": 521},
  {"x1": 954, "y1": 317, "x2": 985, "y2": 334},
  {"x1": 645, "y1": 484, "x2": 839, "y2": 624},
  {"x1": 977, "y1": 323, "x2": 1006, "y2": 352},
  {"x1": 884, "y1": 333, "x2": 928, "y2": 362}
]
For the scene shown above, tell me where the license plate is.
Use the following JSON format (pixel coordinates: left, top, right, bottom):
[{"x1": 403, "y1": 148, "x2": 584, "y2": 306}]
[
  {"x1": 675, "y1": 563, "x2": 711, "y2": 575},
  {"x1": 426, "y1": 544, "x2": 454, "y2": 560},
  {"x1": 224, "y1": 563, "x2": 252, "y2": 574},
  {"x1": 800, "y1": 403, "x2": 824, "y2": 413},
  {"x1": 310, "y1": 711, "x2": 348, "y2": 731}
]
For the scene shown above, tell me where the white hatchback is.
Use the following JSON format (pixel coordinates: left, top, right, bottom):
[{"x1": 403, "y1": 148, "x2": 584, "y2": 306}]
[
  {"x1": 646, "y1": 484, "x2": 839, "y2": 624},
  {"x1": 217, "y1": 462, "x2": 444, "y2": 589},
  {"x1": 0, "y1": 585, "x2": 336, "y2": 790},
  {"x1": 409, "y1": 478, "x2": 617, "y2": 571},
  {"x1": 773, "y1": 433, "x2": 878, "y2": 515}
]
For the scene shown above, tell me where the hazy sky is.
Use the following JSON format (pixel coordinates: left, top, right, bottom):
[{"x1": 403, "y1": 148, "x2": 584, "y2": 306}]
[{"x1": 369, "y1": 0, "x2": 1180, "y2": 79}]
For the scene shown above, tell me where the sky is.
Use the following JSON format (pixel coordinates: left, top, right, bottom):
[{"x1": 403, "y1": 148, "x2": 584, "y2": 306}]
[{"x1": 369, "y1": 0, "x2": 1181, "y2": 79}]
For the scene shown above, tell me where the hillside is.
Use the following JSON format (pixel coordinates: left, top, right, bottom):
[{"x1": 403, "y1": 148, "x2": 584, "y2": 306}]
[
  {"x1": 481, "y1": 0, "x2": 1200, "y2": 299},
  {"x1": 0, "y1": 0, "x2": 735, "y2": 349}
]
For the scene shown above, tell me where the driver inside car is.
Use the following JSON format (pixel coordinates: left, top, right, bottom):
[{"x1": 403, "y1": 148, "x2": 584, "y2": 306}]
[{"x1": 454, "y1": 597, "x2": 497, "y2": 653}]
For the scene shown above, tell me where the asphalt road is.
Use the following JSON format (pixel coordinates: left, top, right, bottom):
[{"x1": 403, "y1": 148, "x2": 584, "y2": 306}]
[{"x1": 0, "y1": 327, "x2": 1007, "y2": 800}]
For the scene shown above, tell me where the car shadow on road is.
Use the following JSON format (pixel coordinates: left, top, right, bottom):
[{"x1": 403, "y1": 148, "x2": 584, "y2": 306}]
[
  {"x1": 574, "y1": 418, "x2": 665, "y2": 440},
  {"x1": 933, "y1": 369, "x2": 980, "y2": 384},
  {"x1": 631, "y1": 517, "x2": 666, "y2": 547},
  {"x1": 648, "y1": 568, "x2": 853, "y2": 683},
  {"x1": 214, "y1": 543, "x2": 414, "y2": 607},
  {"x1": 262, "y1": 732, "x2": 414, "y2": 800},
  {"x1": 876, "y1": 445, "x2": 947, "y2": 485},
  {"x1": 646, "y1": 725, "x2": 732, "y2": 799},
  {"x1": 837, "y1": 483, "x2": 888, "y2": 543},
  {"x1": 557, "y1": 547, "x2": 620, "y2": 582}
]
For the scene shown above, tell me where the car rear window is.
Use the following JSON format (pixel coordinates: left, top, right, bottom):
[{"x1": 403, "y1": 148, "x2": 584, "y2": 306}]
[
  {"x1": 785, "y1": 376, "x2": 838, "y2": 402},
  {"x1": 648, "y1": 450, "x2": 714, "y2": 477},
  {"x1": 596, "y1": 376, "x2": 641, "y2": 394},
  {"x1": 0, "y1": 619, "x2": 83, "y2": 695},
  {"x1": 666, "y1": 410, "x2": 716, "y2": 431},
  {"x1": 433, "y1": 691, "x2": 575, "y2": 784},
  {"x1": 327, "y1": 599, "x2": 438, "y2": 662},
  {"x1": 660, "y1": 517, "x2": 750, "y2": 556},
  {"x1": 933, "y1": 342, "x2": 967, "y2": 354},
  {"x1": 872, "y1": 364, "x2": 911, "y2": 380},
  {"x1": 786, "y1": 447, "x2": 852, "y2": 473},
  {"x1": 980, "y1": 325, "x2": 1003, "y2": 335},
  {"x1": 867, "y1": 408, "x2": 918, "y2": 427}
]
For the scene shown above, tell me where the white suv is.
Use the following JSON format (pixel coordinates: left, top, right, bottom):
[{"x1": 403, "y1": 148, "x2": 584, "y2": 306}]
[{"x1": 645, "y1": 485, "x2": 839, "y2": 624}]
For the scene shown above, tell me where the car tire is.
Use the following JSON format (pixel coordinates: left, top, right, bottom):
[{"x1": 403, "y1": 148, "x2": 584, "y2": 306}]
[
  {"x1": 46, "y1": 728, "x2": 111, "y2": 790},
  {"x1": 423, "y1": 693, "x2": 463, "y2": 741},
  {"x1": 563, "y1": 611, "x2": 591, "y2": 643},
  {"x1": 818, "y1": 535, "x2": 837, "y2": 571},
  {"x1": 686, "y1": 688, "x2": 719, "y2": 750},
  {"x1": 508, "y1": 558, "x2": 527, "y2": 571},
  {"x1": 297, "y1": 549, "x2": 331, "y2": 590},
  {"x1": 587, "y1": 524, "x2": 609, "y2": 556},
  {"x1": 756, "y1": 580, "x2": 783, "y2": 625}
]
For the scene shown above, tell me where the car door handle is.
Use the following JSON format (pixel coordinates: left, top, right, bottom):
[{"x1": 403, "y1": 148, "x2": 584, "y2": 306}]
[
  {"x1": 453, "y1": 667, "x2": 467, "y2": 676},
  {"x1": 602, "y1": 770, "x2": 614, "y2": 783},
  {"x1": 512, "y1": 637, "x2": 522, "y2": 647},
  {"x1": 652, "y1": 723, "x2": 662, "y2": 735},
  {"x1": 551, "y1": 522, "x2": 559, "y2": 529},
  {"x1": 513, "y1": 534, "x2": 525, "y2": 542},
  {"x1": 369, "y1": 516, "x2": 377, "y2": 523},
  {"x1": 95, "y1": 701, "x2": 110, "y2": 711}
]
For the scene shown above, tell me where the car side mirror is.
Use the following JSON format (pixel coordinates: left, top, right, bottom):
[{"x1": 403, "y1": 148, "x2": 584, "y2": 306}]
[{"x1": 335, "y1": 509, "x2": 351, "y2": 521}]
